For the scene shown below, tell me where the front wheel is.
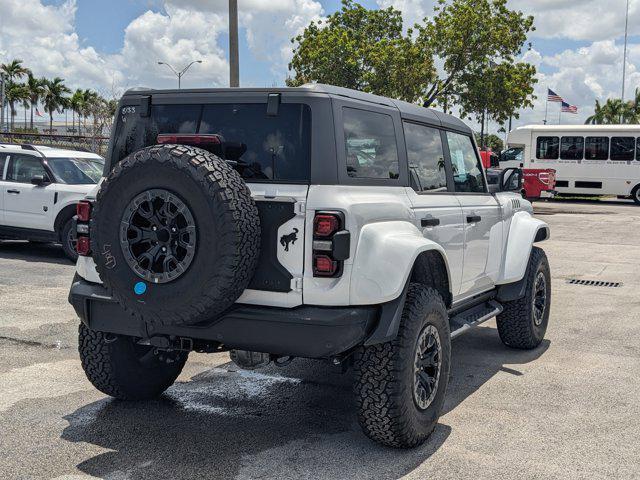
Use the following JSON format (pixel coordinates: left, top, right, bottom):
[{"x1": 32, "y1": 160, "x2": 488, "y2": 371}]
[
  {"x1": 354, "y1": 285, "x2": 451, "y2": 448},
  {"x1": 632, "y1": 185, "x2": 640, "y2": 206},
  {"x1": 78, "y1": 324, "x2": 188, "y2": 400},
  {"x1": 497, "y1": 246, "x2": 551, "y2": 349}
]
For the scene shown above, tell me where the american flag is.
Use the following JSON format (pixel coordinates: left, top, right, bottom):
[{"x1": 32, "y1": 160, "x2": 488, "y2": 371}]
[
  {"x1": 561, "y1": 101, "x2": 578, "y2": 114},
  {"x1": 547, "y1": 88, "x2": 563, "y2": 102}
]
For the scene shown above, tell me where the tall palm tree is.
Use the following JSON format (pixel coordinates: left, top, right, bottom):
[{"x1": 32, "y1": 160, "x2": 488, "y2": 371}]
[
  {"x1": 70, "y1": 89, "x2": 84, "y2": 135},
  {"x1": 585, "y1": 100, "x2": 605, "y2": 125},
  {"x1": 42, "y1": 77, "x2": 71, "y2": 134},
  {"x1": 5, "y1": 81, "x2": 30, "y2": 130},
  {"x1": 26, "y1": 74, "x2": 45, "y2": 130},
  {"x1": 1, "y1": 59, "x2": 30, "y2": 131},
  {"x1": 80, "y1": 89, "x2": 99, "y2": 135}
]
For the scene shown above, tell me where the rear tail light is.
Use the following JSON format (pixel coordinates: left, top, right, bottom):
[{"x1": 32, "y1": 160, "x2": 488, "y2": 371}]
[
  {"x1": 76, "y1": 236, "x2": 91, "y2": 256},
  {"x1": 312, "y1": 211, "x2": 349, "y2": 278},
  {"x1": 313, "y1": 255, "x2": 337, "y2": 276},
  {"x1": 314, "y1": 214, "x2": 340, "y2": 237},
  {"x1": 77, "y1": 201, "x2": 92, "y2": 222},
  {"x1": 76, "y1": 201, "x2": 92, "y2": 256}
]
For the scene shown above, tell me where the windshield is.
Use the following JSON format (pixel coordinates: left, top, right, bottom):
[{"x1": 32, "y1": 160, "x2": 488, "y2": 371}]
[{"x1": 47, "y1": 157, "x2": 104, "y2": 184}]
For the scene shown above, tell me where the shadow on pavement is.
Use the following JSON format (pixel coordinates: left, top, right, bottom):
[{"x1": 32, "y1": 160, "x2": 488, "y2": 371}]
[
  {"x1": 0, "y1": 240, "x2": 71, "y2": 265},
  {"x1": 61, "y1": 326, "x2": 548, "y2": 480}
]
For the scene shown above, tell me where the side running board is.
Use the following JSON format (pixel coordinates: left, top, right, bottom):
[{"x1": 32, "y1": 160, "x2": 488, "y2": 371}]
[{"x1": 449, "y1": 300, "x2": 503, "y2": 339}]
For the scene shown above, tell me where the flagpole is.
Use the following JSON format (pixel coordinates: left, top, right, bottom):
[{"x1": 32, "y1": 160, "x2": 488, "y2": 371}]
[{"x1": 544, "y1": 89, "x2": 548, "y2": 125}]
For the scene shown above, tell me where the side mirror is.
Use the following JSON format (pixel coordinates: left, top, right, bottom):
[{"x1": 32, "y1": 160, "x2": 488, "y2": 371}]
[
  {"x1": 499, "y1": 167, "x2": 523, "y2": 192},
  {"x1": 31, "y1": 174, "x2": 50, "y2": 186}
]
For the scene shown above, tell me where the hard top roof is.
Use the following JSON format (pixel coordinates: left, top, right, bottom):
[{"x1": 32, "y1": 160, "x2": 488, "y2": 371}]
[
  {"x1": 0, "y1": 144, "x2": 104, "y2": 159},
  {"x1": 123, "y1": 83, "x2": 471, "y2": 133}
]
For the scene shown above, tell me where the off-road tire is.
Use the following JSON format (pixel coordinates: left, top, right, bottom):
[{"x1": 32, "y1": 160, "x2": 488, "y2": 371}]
[
  {"x1": 497, "y1": 246, "x2": 551, "y2": 349},
  {"x1": 353, "y1": 284, "x2": 451, "y2": 448},
  {"x1": 78, "y1": 323, "x2": 187, "y2": 400},
  {"x1": 91, "y1": 144, "x2": 260, "y2": 327},
  {"x1": 61, "y1": 217, "x2": 78, "y2": 262}
]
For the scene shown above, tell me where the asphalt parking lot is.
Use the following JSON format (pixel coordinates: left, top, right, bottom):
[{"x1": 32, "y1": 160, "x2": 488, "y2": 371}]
[{"x1": 1, "y1": 199, "x2": 639, "y2": 480}]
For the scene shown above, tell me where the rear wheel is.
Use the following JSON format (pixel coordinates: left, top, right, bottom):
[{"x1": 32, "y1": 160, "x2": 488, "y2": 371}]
[
  {"x1": 61, "y1": 217, "x2": 78, "y2": 261},
  {"x1": 354, "y1": 285, "x2": 451, "y2": 448},
  {"x1": 497, "y1": 246, "x2": 551, "y2": 349},
  {"x1": 78, "y1": 323, "x2": 188, "y2": 400}
]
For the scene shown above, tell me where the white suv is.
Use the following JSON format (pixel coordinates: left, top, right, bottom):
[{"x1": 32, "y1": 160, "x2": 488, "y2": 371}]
[
  {"x1": 0, "y1": 144, "x2": 104, "y2": 260},
  {"x1": 69, "y1": 85, "x2": 551, "y2": 448}
]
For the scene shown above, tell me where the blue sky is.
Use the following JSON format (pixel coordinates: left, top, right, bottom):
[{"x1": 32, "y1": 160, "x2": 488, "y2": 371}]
[{"x1": 4, "y1": 0, "x2": 640, "y2": 128}]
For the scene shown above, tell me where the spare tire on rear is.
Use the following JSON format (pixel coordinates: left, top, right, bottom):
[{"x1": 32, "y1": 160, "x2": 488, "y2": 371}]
[{"x1": 91, "y1": 144, "x2": 260, "y2": 327}]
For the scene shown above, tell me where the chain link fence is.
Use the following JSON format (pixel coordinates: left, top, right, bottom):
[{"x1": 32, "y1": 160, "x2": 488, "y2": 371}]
[{"x1": 0, "y1": 131, "x2": 110, "y2": 157}]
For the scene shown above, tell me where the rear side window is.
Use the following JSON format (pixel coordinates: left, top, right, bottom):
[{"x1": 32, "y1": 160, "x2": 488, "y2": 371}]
[
  {"x1": 111, "y1": 102, "x2": 311, "y2": 182},
  {"x1": 536, "y1": 137, "x2": 559, "y2": 159},
  {"x1": 446, "y1": 131, "x2": 486, "y2": 193},
  {"x1": 343, "y1": 107, "x2": 399, "y2": 179},
  {"x1": 200, "y1": 103, "x2": 311, "y2": 182},
  {"x1": 403, "y1": 122, "x2": 447, "y2": 192},
  {"x1": 610, "y1": 137, "x2": 635, "y2": 161},
  {"x1": 560, "y1": 137, "x2": 584, "y2": 160},
  {"x1": 585, "y1": 137, "x2": 609, "y2": 160}
]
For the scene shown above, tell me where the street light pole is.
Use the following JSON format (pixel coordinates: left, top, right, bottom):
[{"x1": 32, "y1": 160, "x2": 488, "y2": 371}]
[
  {"x1": 157, "y1": 60, "x2": 203, "y2": 89},
  {"x1": 229, "y1": 0, "x2": 240, "y2": 87}
]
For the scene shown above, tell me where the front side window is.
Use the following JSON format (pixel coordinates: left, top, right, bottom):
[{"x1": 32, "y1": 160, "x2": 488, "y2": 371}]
[
  {"x1": 536, "y1": 136, "x2": 559, "y2": 159},
  {"x1": 610, "y1": 137, "x2": 635, "y2": 161},
  {"x1": 343, "y1": 108, "x2": 399, "y2": 179},
  {"x1": 446, "y1": 131, "x2": 486, "y2": 193},
  {"x1": 404, "y1": 122, "x2": 447, "y2": 192},
  {"x1": 200, "y1": 103, "x2": 311, "y2": 182},
  {"x1": 585, "y1": 137, "x2": 609, "y2": 160},
  {"x1": 7, "y1": 155, "x2": 48, "y2": 183},
  {"x1": 47, "y1": 157, "x2": 104, "y2": 184},
  {"x1": 560, "y1": 136, "x2": 584, "y2": 160}
]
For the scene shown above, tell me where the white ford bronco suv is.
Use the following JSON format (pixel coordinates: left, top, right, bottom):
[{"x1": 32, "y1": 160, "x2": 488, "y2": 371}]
[
  {"x1": 0, "y1": 144, "x2": 104, "y2": 260},
  {"x1": 69, "y1": 84, "x2": 551, "y2": 448}
]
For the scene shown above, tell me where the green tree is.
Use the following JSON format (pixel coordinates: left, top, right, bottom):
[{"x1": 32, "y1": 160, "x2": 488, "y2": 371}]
[
  {"x1": 585, "y1": 95, "x2": 639, "y2": 125},
  {"x1": 287, "y1": 0, "x2": 537, "y2": 127},
  {"x1": 5, "y1": 81, "x2": 30, "y2": 130},
  {"x1": 42, "y1": 77, "x2": 71, "y2": 134},
  {"x1": 287, "y1": 0, "x2": 435, "y2": 103},
  {"x1": 69, "y1": 89, "x2": 85, "y2": 135},
  {"x1": 475, "y1": 132, "x2": 503, "y2": 151},
  {"x1": 26, "y1": 74, "x2": 45, "y2": 129}
]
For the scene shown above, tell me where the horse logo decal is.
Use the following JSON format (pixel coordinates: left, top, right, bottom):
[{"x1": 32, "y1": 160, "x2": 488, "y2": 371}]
[{"x1": 280, "y1": 228, "x2": 299, "y2": 252}]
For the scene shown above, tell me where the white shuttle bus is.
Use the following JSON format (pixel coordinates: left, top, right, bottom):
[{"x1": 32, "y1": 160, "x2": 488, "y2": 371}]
[{"x1": 502, "y1": 125, "x2": 640, "y2": 204}]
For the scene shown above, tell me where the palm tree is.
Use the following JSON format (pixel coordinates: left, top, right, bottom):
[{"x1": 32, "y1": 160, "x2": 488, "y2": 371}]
[
  {"x1": 80, "y1": 89, "x2": 99, "y2": 135},
  {"x1": 70, "y1": 89, "x2": 84, "y2": 135},
  {"x1": 1, "y1": 59, "x2": 30, "y2": 131},
  {"x1": 5, "y1": 81, "x2": 30, "y2": 130},
  {"x1": 26, "y1": 74, "x2": 45, "y2": 130},
  {"x1": 585, "y1": 100, "x2": 605, "y2": 125},
  {"x1": 42, "y1": 77, "x2": 71, "y2": 134}
]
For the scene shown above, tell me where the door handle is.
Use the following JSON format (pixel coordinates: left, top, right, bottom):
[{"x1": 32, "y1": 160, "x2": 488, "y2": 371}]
[
  {"x1": 7, "y1": 189, "x2": 20, "y2": 194},
  {"x1": 421, "y1": 217, "x2": 440, "y2": 228},
  {"x1": 467, "y1": 215, "x2": 482, "y2": 223}
]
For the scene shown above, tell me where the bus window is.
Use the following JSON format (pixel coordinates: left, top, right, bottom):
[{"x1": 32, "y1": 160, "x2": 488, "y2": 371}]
[
  {"x1": 560, "y1": 137, "x2": 584, "y2": 160},
  {"x1": 585, "y1": 137, "x2": 609, "y2": 160},
  {"x1": 536, "y1": 137, "x2": 559, "y2": 159},
  {"x1": 610, "y1": 137, "x2": 635, "y2": 161}
]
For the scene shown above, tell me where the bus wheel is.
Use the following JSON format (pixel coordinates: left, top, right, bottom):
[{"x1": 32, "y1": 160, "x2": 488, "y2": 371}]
[{"x1": 632, "y1": 185, "x2": 640, "y2": 206}]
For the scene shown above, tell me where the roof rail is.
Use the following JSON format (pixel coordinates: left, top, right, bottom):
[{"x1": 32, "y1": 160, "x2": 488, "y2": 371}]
[{"x1": 20, "y1": 144, "x2": 46, "y2": 158}]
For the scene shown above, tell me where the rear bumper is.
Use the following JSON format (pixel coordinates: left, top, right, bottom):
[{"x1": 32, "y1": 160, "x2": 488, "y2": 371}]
[{"x1": 69, "y1": 276, "x2": 380, "y2": 359}]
